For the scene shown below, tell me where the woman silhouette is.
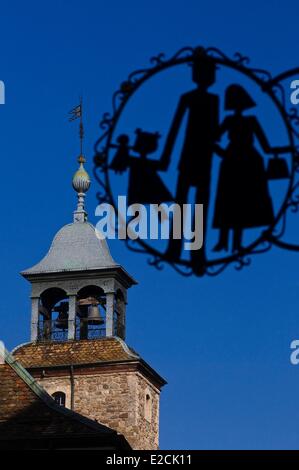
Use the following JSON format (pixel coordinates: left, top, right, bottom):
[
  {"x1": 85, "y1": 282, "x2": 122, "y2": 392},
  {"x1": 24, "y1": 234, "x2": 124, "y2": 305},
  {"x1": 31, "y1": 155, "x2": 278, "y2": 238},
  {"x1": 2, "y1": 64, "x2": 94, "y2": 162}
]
[{"x1": 213, "y1": 84, "x2": 278, "y2": 252}]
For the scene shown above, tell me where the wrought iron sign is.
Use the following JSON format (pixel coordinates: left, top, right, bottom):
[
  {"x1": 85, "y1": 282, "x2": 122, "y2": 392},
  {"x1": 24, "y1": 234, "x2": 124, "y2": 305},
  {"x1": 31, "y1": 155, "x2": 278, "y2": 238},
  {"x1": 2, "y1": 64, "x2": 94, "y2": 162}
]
[{"x1": 94, "y1": 46, "x2": 299, "y2": 277}]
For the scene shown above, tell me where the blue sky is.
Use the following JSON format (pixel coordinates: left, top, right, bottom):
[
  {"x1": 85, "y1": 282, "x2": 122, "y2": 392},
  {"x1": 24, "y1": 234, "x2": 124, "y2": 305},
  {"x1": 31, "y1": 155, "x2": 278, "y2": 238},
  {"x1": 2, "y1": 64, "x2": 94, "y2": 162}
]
[{"x1": 1, "y1": 0, "x2": 299, "y2": 449}]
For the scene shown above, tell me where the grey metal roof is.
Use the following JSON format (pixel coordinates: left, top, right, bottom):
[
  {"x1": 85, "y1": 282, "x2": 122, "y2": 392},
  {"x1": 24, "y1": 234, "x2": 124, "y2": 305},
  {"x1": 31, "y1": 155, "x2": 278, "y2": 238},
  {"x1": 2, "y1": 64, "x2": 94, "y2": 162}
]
[{"x1": 22, "y1": 222, "x2": 117, "y2": 275}]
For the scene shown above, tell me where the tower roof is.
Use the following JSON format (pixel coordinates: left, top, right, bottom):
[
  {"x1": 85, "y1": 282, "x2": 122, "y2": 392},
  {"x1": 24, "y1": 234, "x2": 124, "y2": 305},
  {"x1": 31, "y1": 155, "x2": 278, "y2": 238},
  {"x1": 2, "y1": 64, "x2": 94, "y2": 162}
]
[
  {"x1": 12, "y1": 337, "x2": 139, "y2": 367},
  {"x1": 12, "y1": 338, "x2": 167, "y2": 389},
  {"x1": 21, "y1": 222, "x2": 117, "y2": 275},
  {"x1": 21, "y1": 220, "x2": 136, "y2": 287}
]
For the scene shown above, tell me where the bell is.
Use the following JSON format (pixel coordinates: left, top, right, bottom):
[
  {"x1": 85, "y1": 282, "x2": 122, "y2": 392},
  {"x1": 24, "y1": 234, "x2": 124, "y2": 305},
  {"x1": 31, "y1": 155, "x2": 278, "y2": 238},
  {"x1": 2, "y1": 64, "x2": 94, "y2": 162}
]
[
  {"x1": 55, "y1": 311, "x2": 68, "y2": 329},
  {"x1": 39, "y1": 304, "x2": 50, "y2": 318},
  {"x1": 54, "y1": 302, "x2": 68, "y2": 330},
  {"x1": 78, "y1": 296, "x2": 98, "y2": 306},
  {"x1": 87, "y1": 304, "x2": 104, "y2": 325}
]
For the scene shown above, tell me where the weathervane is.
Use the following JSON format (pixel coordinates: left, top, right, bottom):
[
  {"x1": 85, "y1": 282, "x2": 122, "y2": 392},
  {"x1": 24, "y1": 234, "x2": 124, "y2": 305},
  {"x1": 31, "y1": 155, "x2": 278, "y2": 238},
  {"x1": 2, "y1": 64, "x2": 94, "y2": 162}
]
[
  {"x1": 69, "y1": 96, "x2": 85, "y2": 157},
  {"x1": 69, "y1": 97, "x2": 91, "y2": 223},
  {"x1": 93, "y1": 46, "x2": 299, "y2": 277}
]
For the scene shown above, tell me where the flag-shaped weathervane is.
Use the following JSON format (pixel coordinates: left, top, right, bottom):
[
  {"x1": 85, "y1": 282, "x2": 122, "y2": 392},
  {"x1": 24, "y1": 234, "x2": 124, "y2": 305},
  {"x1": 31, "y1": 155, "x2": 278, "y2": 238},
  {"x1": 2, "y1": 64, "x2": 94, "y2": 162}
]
[
  {"x1": 69, "y1": 97, "x2": 84, "y2": 155},
  {"x1": 68, "y1": 103, "x2": 82, "y2": 121}
]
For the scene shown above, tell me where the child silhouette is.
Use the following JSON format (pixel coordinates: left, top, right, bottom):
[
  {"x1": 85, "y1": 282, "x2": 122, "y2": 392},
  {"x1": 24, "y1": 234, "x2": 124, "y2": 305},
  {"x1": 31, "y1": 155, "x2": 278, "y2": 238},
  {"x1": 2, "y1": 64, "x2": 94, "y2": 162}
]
[{"x1": 110, "y1": 128, "x2": 173, "y2": 206}]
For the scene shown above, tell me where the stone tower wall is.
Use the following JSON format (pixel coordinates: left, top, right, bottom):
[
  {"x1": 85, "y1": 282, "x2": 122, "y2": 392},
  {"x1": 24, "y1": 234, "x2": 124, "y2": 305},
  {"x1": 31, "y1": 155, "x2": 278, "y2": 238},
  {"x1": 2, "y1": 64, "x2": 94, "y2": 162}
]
[{"x1": 37, "y1": 370, "x2": 160, "y2": 450}]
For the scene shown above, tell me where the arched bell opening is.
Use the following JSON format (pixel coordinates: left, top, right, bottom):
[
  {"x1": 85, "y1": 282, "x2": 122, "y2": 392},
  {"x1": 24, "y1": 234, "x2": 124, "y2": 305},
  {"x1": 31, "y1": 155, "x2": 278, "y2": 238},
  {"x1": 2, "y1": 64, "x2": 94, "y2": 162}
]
[
  {"x1": 76, "y1": 286, "x2": 106, "y2": 340},
  {"x1": 38, "y1": 287, "x2": 69, "y2": 341},
  {"x1": 114, "y1": 289, "x2": 126, "y2": 340}
]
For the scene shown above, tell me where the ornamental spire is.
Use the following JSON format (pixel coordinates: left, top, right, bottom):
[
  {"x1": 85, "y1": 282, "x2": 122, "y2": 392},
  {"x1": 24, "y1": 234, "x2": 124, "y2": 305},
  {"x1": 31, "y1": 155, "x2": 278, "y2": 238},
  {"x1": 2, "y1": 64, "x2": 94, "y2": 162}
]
[{"x1": 69, "y1": 98, "x2": 91, "y2": 223}]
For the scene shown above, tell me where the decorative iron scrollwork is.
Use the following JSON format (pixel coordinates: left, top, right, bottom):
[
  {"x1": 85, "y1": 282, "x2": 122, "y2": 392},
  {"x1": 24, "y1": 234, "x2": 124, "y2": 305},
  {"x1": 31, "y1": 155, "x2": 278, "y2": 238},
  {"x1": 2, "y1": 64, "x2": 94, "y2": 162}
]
[{"x1": 94, "y1": 46, "x2": 299, "y2": 277}]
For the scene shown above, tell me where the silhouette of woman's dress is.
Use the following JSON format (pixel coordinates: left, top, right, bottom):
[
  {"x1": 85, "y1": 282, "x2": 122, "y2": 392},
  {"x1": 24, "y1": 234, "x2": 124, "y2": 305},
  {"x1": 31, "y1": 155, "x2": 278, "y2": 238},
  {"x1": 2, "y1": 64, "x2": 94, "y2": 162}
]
[{"x1": 213, "y1": 115, "x2": 274, "y2": 230}]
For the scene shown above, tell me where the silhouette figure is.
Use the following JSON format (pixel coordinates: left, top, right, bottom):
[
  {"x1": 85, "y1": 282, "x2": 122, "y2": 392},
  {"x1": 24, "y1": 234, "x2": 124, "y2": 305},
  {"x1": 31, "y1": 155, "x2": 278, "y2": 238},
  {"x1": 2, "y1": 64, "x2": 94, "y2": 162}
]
[
  {"x1": 213, "y1": 84, "x2": 289, "y2": 252},
  {"x1": 110, "y1": 128, "x2": 172, "y2": 206},
  {"x1": 160, "y1": 51, "x2": 219, "y2": 275}
]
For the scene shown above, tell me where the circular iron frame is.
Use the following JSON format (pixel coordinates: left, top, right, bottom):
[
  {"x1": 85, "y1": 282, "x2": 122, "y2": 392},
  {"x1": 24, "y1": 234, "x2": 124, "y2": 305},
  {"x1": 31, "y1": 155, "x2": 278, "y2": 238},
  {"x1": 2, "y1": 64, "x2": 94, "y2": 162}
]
[{"x1": 94, "y1": 46, "x2": 299, "y2": 277}]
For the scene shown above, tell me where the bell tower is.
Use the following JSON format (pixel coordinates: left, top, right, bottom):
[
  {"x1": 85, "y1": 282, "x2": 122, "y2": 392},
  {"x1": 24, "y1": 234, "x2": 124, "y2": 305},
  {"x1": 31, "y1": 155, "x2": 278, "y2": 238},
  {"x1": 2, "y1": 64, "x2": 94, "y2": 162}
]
[
  {"x1": 21, "y1": 151, "x2": 133, "y2": 345},
  {"x1": 13, "y1": 125, "x2": 166, "y2": 450}
]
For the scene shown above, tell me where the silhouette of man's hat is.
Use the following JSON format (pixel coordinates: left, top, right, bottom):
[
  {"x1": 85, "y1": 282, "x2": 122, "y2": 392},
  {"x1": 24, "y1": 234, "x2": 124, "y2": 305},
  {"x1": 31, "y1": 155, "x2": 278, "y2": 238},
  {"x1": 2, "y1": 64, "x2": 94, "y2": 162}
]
[
  {"x1": 189, "y1": 48, "x2": 218, "y2": 86},
  {"x1": 189, "y1": 47, "x2": 217, "y2": 66}
]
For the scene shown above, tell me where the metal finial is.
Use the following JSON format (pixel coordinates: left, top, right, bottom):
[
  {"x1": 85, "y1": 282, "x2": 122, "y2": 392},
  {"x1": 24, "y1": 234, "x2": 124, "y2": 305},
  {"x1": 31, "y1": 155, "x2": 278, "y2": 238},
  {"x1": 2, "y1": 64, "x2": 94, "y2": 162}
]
[
  {"x1": 69, "y1": 98, "x2": 91, "y2": 223},
  {"x1": 79, "y1": 98, "x2": 84, "y2": 156}
]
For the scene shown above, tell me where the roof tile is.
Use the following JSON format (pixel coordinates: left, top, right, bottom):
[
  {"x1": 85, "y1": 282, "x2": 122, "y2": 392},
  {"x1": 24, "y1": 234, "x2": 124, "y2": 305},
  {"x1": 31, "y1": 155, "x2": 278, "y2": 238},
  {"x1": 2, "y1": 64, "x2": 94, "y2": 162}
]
[{"x1": 13, "y1": 337, "x2": 139, "y2": 368}]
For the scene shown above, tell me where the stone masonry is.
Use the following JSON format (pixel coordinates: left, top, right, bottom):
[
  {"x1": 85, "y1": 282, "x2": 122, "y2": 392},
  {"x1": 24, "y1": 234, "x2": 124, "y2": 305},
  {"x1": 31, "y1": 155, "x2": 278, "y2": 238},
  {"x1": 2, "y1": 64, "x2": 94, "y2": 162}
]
[{"x1": 37, "y1": 369, "x2": 160, "y2": 450}]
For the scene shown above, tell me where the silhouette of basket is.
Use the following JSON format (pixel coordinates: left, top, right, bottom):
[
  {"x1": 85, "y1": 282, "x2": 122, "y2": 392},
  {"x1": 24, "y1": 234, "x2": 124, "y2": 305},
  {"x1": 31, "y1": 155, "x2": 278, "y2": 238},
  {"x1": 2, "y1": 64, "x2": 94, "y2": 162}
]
[{"x1": 267, "y1": 156, "x2": 289, "y2": 180}]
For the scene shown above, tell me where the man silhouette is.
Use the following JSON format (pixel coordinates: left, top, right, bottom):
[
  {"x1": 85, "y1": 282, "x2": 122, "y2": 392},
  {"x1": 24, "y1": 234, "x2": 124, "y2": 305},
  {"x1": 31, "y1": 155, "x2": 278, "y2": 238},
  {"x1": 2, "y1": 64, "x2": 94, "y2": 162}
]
[{"x1": 160, "y1": 50, "x2": 219, "y2": 275}]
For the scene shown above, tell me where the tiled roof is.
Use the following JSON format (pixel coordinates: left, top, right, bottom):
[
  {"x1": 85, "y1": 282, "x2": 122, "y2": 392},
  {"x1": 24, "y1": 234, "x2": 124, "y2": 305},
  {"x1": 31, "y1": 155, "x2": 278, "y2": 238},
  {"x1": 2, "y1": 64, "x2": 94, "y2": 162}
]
[
  {"x1": 13, "y1": 337, "x2": 139, "y2": 368},
  {"x1": 0, "y1": 351, "x2": 130, "y2": 448}
]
